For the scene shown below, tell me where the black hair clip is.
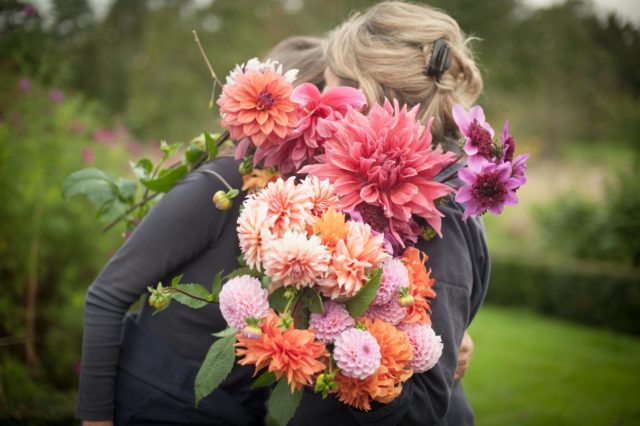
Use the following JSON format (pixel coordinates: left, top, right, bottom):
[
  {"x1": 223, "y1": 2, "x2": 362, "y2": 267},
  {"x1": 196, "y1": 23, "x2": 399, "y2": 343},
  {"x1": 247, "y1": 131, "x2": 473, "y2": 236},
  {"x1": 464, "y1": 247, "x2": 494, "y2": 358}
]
[{"x1": 424, "y1": 38, "x2": 452, "y2": 81}]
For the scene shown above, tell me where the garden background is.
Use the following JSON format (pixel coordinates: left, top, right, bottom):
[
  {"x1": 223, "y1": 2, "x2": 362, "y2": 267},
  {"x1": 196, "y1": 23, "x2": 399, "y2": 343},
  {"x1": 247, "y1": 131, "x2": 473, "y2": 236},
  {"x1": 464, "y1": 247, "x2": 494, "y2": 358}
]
[{"x1": 1, "y1": 0, "x2": 639, "y2": 424}]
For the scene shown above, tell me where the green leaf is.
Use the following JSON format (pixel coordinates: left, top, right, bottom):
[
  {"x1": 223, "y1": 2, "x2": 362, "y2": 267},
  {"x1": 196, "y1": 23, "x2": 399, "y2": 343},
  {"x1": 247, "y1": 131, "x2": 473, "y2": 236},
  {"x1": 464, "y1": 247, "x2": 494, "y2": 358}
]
[
  {"x1": 211, "y1": 327, "x2": 237, "y2": 338},
  {"x1": 194, "y1": 335, "x2": 236, "y2": 406},
  {"x1": 95, "y1": 197, "x2": 127, "y2": 223},
  {"x1": 171, "y1": 283, "x2": 212, "y2": 309},
  {"x1": 204, "y1": 130, "x2": 218, "y2": 159},
  {"x1": 261, "y1": 275, "x2": 272, "y2": 290},
  {"x1": 131, "y1": 158, "x2": 153, "y2": 180},
  {"x1": 224, "y1": 267, "x2": 262, "y2": 281},
  {"x1": 268, "y1": 287, "x2": 289, "y2": 313},
  {"x1": 227, "y1": 188, "x2": 240, "y2": 199},
  {"x1": 117, "y1": 178, "x2": 137, "y2": 203},
  {"x1": 346, "y1": 268, "x2": 383, "y2": 319},
  {"x1": 160, "y1": 140, "x2": 182, "y2": 160},
  {"x1": 62, "y1": 168, "x2": 119, "y2": 205},
  {"x1": 170, "y1": 274, "x2": 184, "y2": 288},
  {"x1": 295, "y1": 304, "x2": 310, "y2": 330},
  {"x1": 267, "y1": 379, "x2": 302, "y2": 426},
  {"x1": 307, "y1": 290, "x2": 324, "y2": 314},
  {"x1": 140, "y1": 164, "x2": 188, "y2": 193},
  {"x1": 236, "y1": 254, "x2": 248, "y2": 268},
  {"x1": 251, "y1": 370, "x2": 276, "y2": 390},
  {"x1": 211, "y1": 271, "x2": 223, "y2": 301}
]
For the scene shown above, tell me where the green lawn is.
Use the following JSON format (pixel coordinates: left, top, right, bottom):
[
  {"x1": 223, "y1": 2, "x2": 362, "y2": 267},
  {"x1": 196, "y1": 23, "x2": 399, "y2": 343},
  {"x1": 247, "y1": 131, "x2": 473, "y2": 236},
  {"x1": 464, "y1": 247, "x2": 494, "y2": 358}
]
[{"x1": 465, "y1": 306, "x2": 640, "y2": 426}]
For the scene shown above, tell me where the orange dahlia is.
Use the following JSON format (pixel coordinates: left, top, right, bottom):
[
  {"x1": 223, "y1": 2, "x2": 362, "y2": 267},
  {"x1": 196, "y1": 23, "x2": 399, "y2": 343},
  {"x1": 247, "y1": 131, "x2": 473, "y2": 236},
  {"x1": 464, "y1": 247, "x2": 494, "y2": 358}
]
[
  {"x1": 335, "y1": 317, "x2": 413, "y2": 411},
  {"x1": 218, "y1": 69, "x2": 299, "y2": 149},
  {"x1": 311, "y1": 208, "x2": 349, "y2": 252},
  {"x1": 241, "y1": 167, "x2": 281, "y2": 193},
  {"x1": 401, "y1": 247, "x2": 436, "y2": 325},
  {"x1": 236, "y1": 312, "x2": 328, "y2": 392}
]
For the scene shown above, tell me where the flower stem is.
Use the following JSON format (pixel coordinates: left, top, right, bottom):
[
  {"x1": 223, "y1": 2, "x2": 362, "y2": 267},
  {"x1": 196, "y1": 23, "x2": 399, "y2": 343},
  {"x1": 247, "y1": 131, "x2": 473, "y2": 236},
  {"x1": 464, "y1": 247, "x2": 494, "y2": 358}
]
[
  {"x1": 192, "y1": 30, "x2": 223, "y2": 88},
  {"x1": 168, "y1": 287, "x2": 213, "y2": 303},
  {"x1": 197, "y1": 169, "x2": 234, "y2": 191}
]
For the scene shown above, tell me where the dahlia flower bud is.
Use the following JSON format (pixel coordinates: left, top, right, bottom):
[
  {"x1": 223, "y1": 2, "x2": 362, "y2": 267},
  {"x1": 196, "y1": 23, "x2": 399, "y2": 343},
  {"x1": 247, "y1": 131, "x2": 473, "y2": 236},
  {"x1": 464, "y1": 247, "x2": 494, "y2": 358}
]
[
  {"x1": 147, "y1": 283, "x2": 170, "y2": 310},
  {"x1": 333, "y1": 329, "x2": 381, "y2": 380},
  {"x1": 213, "y1": 190, "x2": 232, "y2": 210},
  {"x1": 398, "y1": 287, "x2": 415, "y2": 307}
]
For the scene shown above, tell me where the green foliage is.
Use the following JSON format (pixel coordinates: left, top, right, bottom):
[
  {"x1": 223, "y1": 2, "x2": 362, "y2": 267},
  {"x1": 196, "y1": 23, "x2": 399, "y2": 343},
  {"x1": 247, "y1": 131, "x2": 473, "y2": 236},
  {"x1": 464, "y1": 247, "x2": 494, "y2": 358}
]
[
  {"x1": 346, "y1": 268, "x2": 382, "y2": 319},
  {"x1": 171, "y1": 283, "x2": 213, "y2": 309},
  {"x1": 486, "y1": 257, "x2": 640, "y2": 335},
  {"x1": 251, "y1": 370, "x2": 276, "y2": 390},
  {"x1": 268, "y1": 378, "x2": 302, "y2": 426},
  {"x1": 194, "y1": 334, "x2": 237, "y2": 406}
]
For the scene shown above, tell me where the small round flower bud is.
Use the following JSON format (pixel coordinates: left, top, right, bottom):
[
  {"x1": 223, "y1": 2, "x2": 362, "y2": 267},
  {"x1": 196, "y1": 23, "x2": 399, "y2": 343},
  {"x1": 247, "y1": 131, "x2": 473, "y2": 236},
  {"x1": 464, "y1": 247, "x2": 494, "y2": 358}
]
[
  {"x1": 421, "y1": 226, "x2": 436, "y2": 241},
  {"x1": 398, "y1": 287, "x2": 414, "y2": 307},
  {"x1": 239, "y1": 157, "x2": 254, "y2": 175},
  {"x1": 242, "y1": 323, "x2": 263, "y2": 339},
  {"x1": 213, "y1": 190, "x2": 232, "y2": 210},
  {"x1": 148, "y1": 285, "x2": 170, "y2": 310}
]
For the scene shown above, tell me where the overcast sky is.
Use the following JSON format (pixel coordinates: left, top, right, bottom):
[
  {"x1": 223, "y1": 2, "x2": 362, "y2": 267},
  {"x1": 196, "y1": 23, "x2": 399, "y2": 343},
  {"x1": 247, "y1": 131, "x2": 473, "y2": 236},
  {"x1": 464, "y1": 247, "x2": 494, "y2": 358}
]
[{"x1": 30, "y1": 0, "x2": 640, "y2": 24}]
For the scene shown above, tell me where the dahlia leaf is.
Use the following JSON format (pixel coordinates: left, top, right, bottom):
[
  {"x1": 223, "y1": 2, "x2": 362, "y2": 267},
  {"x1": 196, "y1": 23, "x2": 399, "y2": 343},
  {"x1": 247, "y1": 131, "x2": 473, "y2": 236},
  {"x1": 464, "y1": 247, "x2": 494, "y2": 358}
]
[
  {"x1": 204, "y1": 130, "x2": 218, "y2": 159},
  {"x1": 172, "y1": 283, "x2": 212, "y2": 309},
  {"x1": 170, "y1": 274, "x2": 184, "y2": 288},
  {"x1": 140, "y1": 164, "x2": 188, "y2": 193},
  {"x1": 211, "y1": 327, "x2": 237, "y2": 338},
  {"x1": 211, "y1": 271, "x2": 223, "y2": 301},
  {"x1": 224, "y1": 267, "x2": 262, "y2": 281},
  {"x1": 268, "y1": 378, "x2": 302, "y2": 426},
  {"x1": 160, "y1": 140, "x2": 182, "y2": 160},
  {"x1": 268, "y1": 286, "x2": 289, "y2": 313},
  {"x1": 307, "y1": 289, "x2": 324, "y2": 314},
  {"x1": 251, "y1": 370, "x2": 276, "y2": 390},
  {"x1": 130, "y1": 158, "x2": 153, "y2": 180},
  {"x1": 346, "y1": 268, "x2": 383, "y2": 319},
  {"x1": 195, "y1": 334, "x2": 236, "y2": 407},
  {"x1": 62, "y1": 168, "x2": 119, "y2": 205}
]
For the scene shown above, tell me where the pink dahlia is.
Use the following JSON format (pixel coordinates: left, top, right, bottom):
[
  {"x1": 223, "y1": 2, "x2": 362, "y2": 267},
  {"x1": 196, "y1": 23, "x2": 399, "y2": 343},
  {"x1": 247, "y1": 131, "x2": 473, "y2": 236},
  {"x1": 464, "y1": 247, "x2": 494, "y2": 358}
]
[
  {"x1": 225, "y1": 58, "x2": 298, "y2": 87},
  {"x1": 255, "y1": 84, "x2": 366, "y2": 174},
  {"x1": 309, "y1": 300, "x2": 355, "y2": 342},
  {"x1": 455, "y1": 159, "x2": 521, "y2": 220},
  {"x1": 219, "y1": 276, "x2": 270, "y2": 330},
  {"x1": 372, "y1": 259, "x2": 410, "y2": 306},
  {"x1": 500, "y1": 121, "x2": 528, "y2": 186},
  {"x1": 262, "y1": 231, "x2": 330, "y2": 289},
  {"x1": 303, "y1": 176, "x2": 339, "y2": 217},
  {"x1": 250, "y1": 177, "x2": 314, "y2": 237},
  {"x1": 334, "y1": 328, "x2": 381, "y2": 380},
  {"x1": 452, "y1": 103, "x2": 495, "y2": 162},
  {"x1": 237, "y1": 202, "x2": 275, "y2": 271},
  {"x1": 301, "y1": 100, "x2": 456, "y2": 244},
  {"x1": 319, "y1": 221, "x2": 390, "y2": 299},
  {"x1": 217, "y1": 68, "x2": 299, "y2": 150},
  {"x1": 399, "y1": 323, "x2": 443, "y2": 373},
  {"x1": 365, "y1": 299, "x2": 407, "y2": 325}
]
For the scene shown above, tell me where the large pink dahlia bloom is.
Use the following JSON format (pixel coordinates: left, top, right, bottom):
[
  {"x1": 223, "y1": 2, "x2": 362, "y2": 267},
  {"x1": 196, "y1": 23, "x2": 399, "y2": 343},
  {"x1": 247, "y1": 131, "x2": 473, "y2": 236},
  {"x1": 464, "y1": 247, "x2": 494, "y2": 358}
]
[
  {"x1": 301, "y1": 100, "x2": 456, "y2": 243},
  {"x1": 333, "y1": 328, "x2": 382, "y2": 380}
]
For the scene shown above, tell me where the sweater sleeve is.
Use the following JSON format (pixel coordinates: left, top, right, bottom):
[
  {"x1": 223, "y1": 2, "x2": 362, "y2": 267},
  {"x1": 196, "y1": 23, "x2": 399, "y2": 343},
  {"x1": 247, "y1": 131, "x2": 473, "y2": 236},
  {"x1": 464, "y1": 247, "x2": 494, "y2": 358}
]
[
  {"x1": 349, "y1": 201, "x2": 490, "y2": 426},
  {"x1": 76, "y1": 157, "x2": 241, "y2": 421}
]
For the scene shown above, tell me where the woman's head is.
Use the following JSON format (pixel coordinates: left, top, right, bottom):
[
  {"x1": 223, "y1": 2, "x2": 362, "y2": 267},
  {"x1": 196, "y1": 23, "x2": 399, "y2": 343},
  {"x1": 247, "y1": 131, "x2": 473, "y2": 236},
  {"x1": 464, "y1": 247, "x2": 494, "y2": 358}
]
[
  {"x1": 267, "y1": 36, "x2": 327, "y2": 91},
  {"x1": 325, "y1": 1, "x2": 483, "y2": 140}
]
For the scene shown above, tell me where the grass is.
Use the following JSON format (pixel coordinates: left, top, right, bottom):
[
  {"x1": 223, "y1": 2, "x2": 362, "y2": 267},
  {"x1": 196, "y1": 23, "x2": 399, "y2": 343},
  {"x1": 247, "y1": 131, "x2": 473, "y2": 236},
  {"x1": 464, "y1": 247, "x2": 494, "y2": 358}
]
[{"x1": 465, "y1": 306, "x2": 640, "y2": 426}]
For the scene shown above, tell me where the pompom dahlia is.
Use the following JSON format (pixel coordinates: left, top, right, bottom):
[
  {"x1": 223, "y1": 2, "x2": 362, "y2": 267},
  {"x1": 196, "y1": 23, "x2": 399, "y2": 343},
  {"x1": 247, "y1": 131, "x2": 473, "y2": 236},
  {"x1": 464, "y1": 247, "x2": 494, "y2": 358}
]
[
  {"x1": 218, "y1": 276, "x2": 270, "y2": 330},
  {"x1": 365, "y1": 298, "x2": 407, "y2": 325},
  {"x1": 401, "y1": 247, "x2": 436, "y2": 325},
  {"x1": 218, "y1": 69, "x2": 299, "y2": 150},
  {"x1": 319, "y1": 221, "x2": 389, "y2": 299},
  {"x1": 309, "y1": 301, "x2": 355, "y2": 342},
  {"x1": 301, "y1": 100, "x2": 456, "y2": 244},
  {"x1": 236, "y1": 312, "x2": 328, "y2": 392},
  {"x1": 399, "y1": 323, "x2": 443, "y2": 373},
  {"x1": 255, "y1": 84, "x2": 366, "y2": 174},
  {"x1": 237, "y1": 202, "x2": 275, "y2": 271},
  {"x1": 372, "y1": 259, "x2": 410, "y2": 306},
  {"x1": 335, "y1": 318, "x2": 413, "y2": 411},
  {"x1": 455, "y1": 159, "x2": 521, "y2": 220},
  {"x1": 250, "y1": 177, "x2": 314, "y2": 237},
  {"x1": 262, "y1": 231, "x2": 330, "y2": 289},
  {"x1": 333, "y1": 328, "x2": 381, "y2": 380}
]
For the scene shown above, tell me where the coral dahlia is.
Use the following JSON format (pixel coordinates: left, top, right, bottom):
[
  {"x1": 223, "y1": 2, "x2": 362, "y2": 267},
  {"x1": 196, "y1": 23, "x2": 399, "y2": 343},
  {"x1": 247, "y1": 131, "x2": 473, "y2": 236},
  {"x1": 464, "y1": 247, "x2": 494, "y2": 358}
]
[{"x1": 401, "y1": 247, "x2": 436, "y2": 325}]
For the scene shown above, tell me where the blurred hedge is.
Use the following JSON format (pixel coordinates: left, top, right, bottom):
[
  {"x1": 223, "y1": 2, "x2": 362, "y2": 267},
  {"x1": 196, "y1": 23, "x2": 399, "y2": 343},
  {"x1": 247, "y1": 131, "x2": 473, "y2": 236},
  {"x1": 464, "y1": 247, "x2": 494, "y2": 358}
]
[{"x1": 486, "y1": 257, "x2": 640, "y2": 335}]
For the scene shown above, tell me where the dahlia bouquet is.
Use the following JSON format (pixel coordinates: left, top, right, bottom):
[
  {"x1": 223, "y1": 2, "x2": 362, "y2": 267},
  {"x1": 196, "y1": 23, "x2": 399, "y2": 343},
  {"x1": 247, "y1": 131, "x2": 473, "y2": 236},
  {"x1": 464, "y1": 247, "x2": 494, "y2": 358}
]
[{"x1": 143, "y1": 57, "x2": 528, "y2": 425}]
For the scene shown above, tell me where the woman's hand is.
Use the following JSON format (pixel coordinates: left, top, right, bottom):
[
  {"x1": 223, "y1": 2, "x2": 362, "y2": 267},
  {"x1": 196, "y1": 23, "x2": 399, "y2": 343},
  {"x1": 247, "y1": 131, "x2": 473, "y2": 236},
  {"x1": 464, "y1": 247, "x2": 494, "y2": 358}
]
[
  {"x1": 454, "y1": 330, "x2": 474, "y2": 380},
  {"x1": 82, "y1": 422, "x2": 113, "y2": 426}
]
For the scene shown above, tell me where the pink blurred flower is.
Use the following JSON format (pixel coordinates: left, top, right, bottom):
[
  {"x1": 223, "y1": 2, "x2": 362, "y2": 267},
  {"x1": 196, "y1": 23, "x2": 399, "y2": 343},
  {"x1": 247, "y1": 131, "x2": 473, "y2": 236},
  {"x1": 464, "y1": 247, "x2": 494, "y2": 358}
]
[
  {"x1": 93, "y1": 128, "x2": 115, "y2": 144},
  {"x1": 127, "y1": 141, "x2": 143, "y2": 156},
  {"x1": 17, "y1": 78, "x2": 32, "y2": 93},
  {"x1": 262, "y1": 231, "x2": 330, "y2": 289},
  {"x1": 82, "y1": 147, "x2": 95, "y2": 164},
  {"x1": 399, "y1": 323, "x2": 443, "y2": 373},
  {"x1": 302, "y1": 100, "x2": 456, "y2": 243},
  {"x1": 333, "y1": 328, "x2": 381, "y2": 380},
  {"x1": 218, "y1": 69, "x2": 299, "y2": 150},
  {"x1": 309, "y1": 300, "x2": 355, "y2": 342},
  {"x1": 49, "y1": 89, "x2": 64, "y2": 104},
  {"x1": 219, "y1": 275, "x2": 270, "y2": 330},
  {"x1": 455, "y1": 159, "x2": 521, "y2": 220},
  {"x1": 23, "y1": 5, "x2": 38, "y2": 17},
  {"x1": 372, "y1": 259, "x2": 409, "y2": 306},
  {"x1": 255, "y1": 83, "x2": 366, "y2": 174},
  {"x1": 69, "y1": 120, "x2": 86, "y2": 134}
]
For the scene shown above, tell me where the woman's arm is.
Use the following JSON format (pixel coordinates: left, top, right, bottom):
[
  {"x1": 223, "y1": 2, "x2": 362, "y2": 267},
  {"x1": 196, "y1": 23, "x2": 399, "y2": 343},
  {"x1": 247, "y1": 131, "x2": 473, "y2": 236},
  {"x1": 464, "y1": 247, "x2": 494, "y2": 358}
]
[{"x1": 76, "y1": 157, "x2": 241, "y2": 421}]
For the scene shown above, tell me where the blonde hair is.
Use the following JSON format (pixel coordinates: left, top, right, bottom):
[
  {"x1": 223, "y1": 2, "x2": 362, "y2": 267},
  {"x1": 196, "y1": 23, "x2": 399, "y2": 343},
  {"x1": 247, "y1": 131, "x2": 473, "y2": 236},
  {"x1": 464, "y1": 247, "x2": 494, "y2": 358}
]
[
  {"x1": 326, "y1": 1, "x2": 483, "y2": 141},
  {"x1": 267, "y1": 36, "x2": 327, "y2": 90}
]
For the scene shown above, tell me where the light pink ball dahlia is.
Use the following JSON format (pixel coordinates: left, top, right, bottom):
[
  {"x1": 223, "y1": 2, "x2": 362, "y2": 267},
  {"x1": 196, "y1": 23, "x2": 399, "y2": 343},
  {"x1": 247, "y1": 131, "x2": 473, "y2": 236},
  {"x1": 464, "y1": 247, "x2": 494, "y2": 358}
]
[
  {"x1": 262, "y1": 231, "x2": 330, "y2": 289},
  {"x1": 365, "y1": 298, "x2": 407, "y2": 325},
  {"x1": 219, "y1": 276, "x2": 270, "y2": 330},
  {"x1": 309, "y1": 301, "x2": 355, "y2": 342},
  {"x1": 372, "y1": 258, "x2": 410, "y2": 306},
  {"x1": 400, "y1": 323, "x2": 443, "y2": 373},
  {"x1": 333, "y1": 328, "x2": 381, "y2": 380}
]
